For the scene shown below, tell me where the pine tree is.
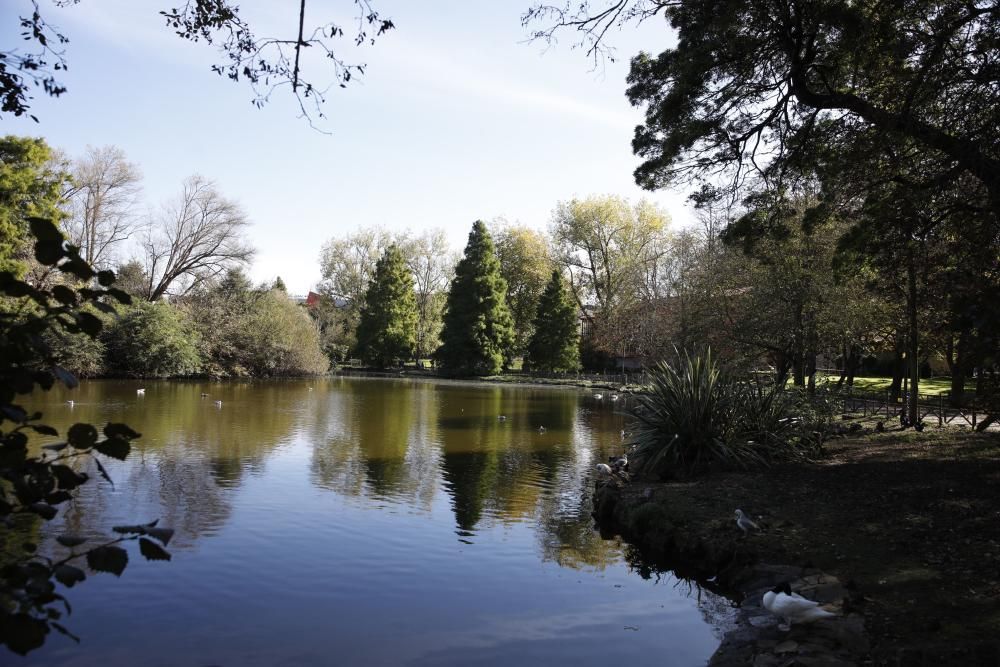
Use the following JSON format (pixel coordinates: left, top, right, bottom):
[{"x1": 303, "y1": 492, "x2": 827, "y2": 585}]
[
  {"x1": 355, "y1": 245, "x2": 418, "y2": 368},
  {"x1": 526, "y1": 270, "x2": 580, "y2": 372},
  {"x1": 437, "y1": 221, "x2": 516, "y2": 375},
  {"x1": 272, "y1": 276, "x2": 287, "y2": 292}
]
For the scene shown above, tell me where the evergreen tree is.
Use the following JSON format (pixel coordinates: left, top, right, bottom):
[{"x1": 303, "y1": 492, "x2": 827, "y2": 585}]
[
  {"x1": 355, "y1": 245, "x2": 418, "y2": 368},
  {"x1": 272, "y1": 275, "x2": 287, "y2": 292},
  {"x1": 437, "y1": 221, "x2": 516, "y2": 375},
  {"x1": 526, "y1": 270, "x2": 580, "y2": 372}
]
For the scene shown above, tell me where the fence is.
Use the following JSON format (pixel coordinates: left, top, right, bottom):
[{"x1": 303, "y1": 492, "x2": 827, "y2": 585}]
[{"x1": 837, "y1": 388, "x2": 996, "y2": 429}]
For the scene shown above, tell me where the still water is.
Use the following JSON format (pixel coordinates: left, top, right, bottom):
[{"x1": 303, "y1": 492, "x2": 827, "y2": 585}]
[{"x1": 18, "y1": 377, "x2": 730, "y2": 666}]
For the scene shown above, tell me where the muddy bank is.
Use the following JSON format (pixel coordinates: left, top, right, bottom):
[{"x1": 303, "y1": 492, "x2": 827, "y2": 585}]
[{"x1": 593, "y1": 427, "x2": 1000, "y2": 665}]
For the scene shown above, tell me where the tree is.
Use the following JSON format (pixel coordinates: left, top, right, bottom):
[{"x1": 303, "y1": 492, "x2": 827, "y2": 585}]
[
  {"x1": 113, "y1": 259, "x2": 150, "y2": 299},
  {"x1": 355, "y1": 245, "x2": 418, "y2": 367},
  {"x1": 400, "y1": 229, "x2": 454, "y2": 361},
  {"x1": 0, "y1": 136, "x2": 70, "y2": 276},
  {"x1": 63, "y1": 145, "x2": 143, "y2": 270},
  {"x1": 492, "y1": 223, "x2": 553, "y2": 355},
  {"x1": 550, "y1": 195, "x2": 668, "y2": 358},
  {"x1": 525, "y1": 270, "x2": 580, "y2": 372},
  {"x1": 272, "y1": 275, "x2": 287, "y2": 293},
  {"x1": 1, "y1": 218, "x2": 169, "y2": 655},
  {"x1": 103, "y1": 301, "x2": 201, "y2": 377},
  {"x1": 2, "y1": 1, "x2": 395, "y2": 127},
  {"x1": 437, "y1": 221, "x2": 516, "y2": 375},
  {"x1": 141, "y1": 175, "x2": 254, "y2": 301},
  {"x1": 527, "y1": 2, "x2": 1000, "y2": 217}
]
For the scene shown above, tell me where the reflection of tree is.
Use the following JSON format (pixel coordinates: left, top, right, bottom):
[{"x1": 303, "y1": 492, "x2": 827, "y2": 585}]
[
  {"x1": 39, "y1": 379, "x2": 303, "y2": 547},
  {"x1": 309, "y1": 379, "x2": 442, "y2": 507}
]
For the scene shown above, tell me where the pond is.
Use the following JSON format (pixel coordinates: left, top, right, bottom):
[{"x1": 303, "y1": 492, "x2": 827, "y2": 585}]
[{"x1": 16, "y1": 377, "x2": 731, "y2": 666}]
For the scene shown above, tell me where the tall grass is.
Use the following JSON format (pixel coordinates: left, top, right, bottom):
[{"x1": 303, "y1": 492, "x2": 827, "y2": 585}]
[{"x1": 630, "y1": 350, "x2": 818, "y2": 479}]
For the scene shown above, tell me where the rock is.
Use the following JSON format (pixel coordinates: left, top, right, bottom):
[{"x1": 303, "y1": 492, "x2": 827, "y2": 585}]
[{"x1": 774, "y1": 640, "x2": 799, "y2": 654}]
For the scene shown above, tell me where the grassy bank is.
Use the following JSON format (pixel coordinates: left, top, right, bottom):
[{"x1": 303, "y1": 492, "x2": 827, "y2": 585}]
[{"x1": 618, "y1": 424, "x2": 1000, "y2": 662}]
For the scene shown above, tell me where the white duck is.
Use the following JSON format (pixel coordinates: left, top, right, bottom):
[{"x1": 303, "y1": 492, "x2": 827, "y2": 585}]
[
  {"x1": 593, "y1": 393, "x2": 603, "y2": 400},
  {"x1": 136, "y1": 388, "x2": 146, "y2": 395},
  {"x1": 762, "y1": 583, "x2": 837, "y2": 630}
]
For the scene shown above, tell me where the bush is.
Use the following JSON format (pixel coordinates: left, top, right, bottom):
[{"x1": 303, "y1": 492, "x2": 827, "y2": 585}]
[
  {"x1": 103, "y1": 302, "x2": 201, "y2": 377},
  {"x1": 630, "y1": 349, "x2": 812, "y2": 478}
]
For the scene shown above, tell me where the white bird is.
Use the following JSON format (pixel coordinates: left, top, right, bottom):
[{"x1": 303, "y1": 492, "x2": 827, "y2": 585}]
[
  {"x1": 66, "y1": 400, "x2": 75, "y2": 407},
  {"x1": 538, "y1": 426, "x2": 546, "y2": 433},
  {"x1": 595, "y1": 463, "x2": 613, "y2": 478},
  {"x1": 762, "y1": 583, "x2": 837, "y2": 630},
  {"x1": 497, "y1": 415, "x2": 507, "y2": 421},
  {"x1": 200, "y1": 393, "x2": 209, "y2": 398},
  {"x1": 594, "y1": 393, "x2": 604, "y2": 400},
  {"x1": 611, "y1": 394, "x2": 620, "y2": 401},
  {"x1": 620, "y1": 429, "x2": 626, "y2": 439},
  {"x1": 136, "y1": 388, "x2": 145, "y2": 395},
  {"x1": 735, "y1": 509, "x2": 760, "y2": 536},
  {"x1": 214, "y1": 400, "x2": 223, "y2": 408}
]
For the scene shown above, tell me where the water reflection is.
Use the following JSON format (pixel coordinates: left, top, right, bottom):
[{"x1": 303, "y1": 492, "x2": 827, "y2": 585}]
[{"x1": 16, "y1": 378, "x2": 726, "y2": 666}]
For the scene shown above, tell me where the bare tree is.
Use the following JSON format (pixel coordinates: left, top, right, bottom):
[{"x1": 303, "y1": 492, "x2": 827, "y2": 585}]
[
  {"x1": 142, "y1": 176, "x2": 254, "y2": 301},
  {"x1": 63, "y1": 145, "x2": 144, "y2": 270}
]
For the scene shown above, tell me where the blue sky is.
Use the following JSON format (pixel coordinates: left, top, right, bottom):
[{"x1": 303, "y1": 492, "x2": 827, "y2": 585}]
[{"x1": 4, "y1": 1, "x2": 689, "y2": 294}]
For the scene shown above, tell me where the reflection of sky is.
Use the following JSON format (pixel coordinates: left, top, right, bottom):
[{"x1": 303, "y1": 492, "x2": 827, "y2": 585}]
[{"x1": 22, "y1": 378, "x2": 727, "y2": 666}]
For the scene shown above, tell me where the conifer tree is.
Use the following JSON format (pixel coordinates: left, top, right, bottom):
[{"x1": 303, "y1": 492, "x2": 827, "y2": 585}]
[
  {"x1": 355, "y1": 245, "x2": 418, "y2": 368},
  {"x1": 526, "y1": 270, "x2": 580, "y2": 372},
  {"x1": 437, "y1": 221, "x2": 516, "y2": 375}
]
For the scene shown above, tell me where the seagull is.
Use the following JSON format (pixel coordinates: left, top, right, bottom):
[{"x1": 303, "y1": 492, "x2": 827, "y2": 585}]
[
  {"x1": 620, "y1": 429, "x2": 626, "y2": 439},
  {"x1": 66, "y1": 400, "x2": 75, "y2": 407},
  {"x1": 735, "y1": 509, "x2": 760, "y2": 537},
  {"x1": 538, "y1": 426, "x2": 546, "y2": 433},
  {"x1": 595, "y1": 463, "x2": 613, "y2": 478},
  {"x1": 136, "y1": 388, "x2": 145, "y2": 395},
  {"x1": 308, "y1": 387, "x2": 314, "y2": 391},
  {"x1": 763, "y1": 583, "x2": 837, "y2": 630},
  {"x1": 498, "y1": 415, "x2": 507, "y2": 421},
  {"x1": 594, "y1": 393, "x2": 604, "y2": 400},
  {"x1": 611, "y1": 453, "x2": 628, "y2": 472},
  {"x1": 214, "y1": 400, "x2": 223, "y2": 408}
]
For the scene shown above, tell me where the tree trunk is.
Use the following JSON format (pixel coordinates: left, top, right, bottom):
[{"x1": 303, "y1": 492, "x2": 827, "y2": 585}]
[
  {"x1": 889, "y1": 326, "x2": 904, "y2": 402},
  {"x1": 845, "y1": 345, "x2": 860, "y2": 389},
  {"x1": 906, "y1": 250, "x2": 920, "y2": 427}
]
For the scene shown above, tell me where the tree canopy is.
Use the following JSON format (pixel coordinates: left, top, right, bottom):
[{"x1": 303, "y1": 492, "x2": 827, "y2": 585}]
[
  {"x1": 437, "y1": 221, "x2": 516, "y2": 375},
  {"x1": 526, "y1": 270, "x2": 580, "y2": 372},
  {"x1": 355, "y1": 244, "x2": 419, "y2": 368}
]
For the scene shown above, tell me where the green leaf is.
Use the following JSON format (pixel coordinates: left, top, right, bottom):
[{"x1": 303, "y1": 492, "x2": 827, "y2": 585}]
[
  {"x1": 56, "y1": 535, "x2": 88, "y2": 548},
  {"x1": 51, "y1": 465, "x2": 88, "y2": 489},
  {"x1": 145, "y1": 527, "x2": 174, "y2": 546},
  {"x1": 86, "y1": 545, "x2": 128, "y2": 576},
  {"x1": 76, "y1": 312, "x2": 102, "y2": 337},
  {"x1": 1, "y1": 613, "x2": 50, "y2": 655},
  {"x1": 54, "y1": 564, "x2": 86, "y2": 588},
  {"x1": 60, "y1": 258, "x2": 95, "y2": 281},
  {"x1": 28, "y1": 503, "x2": 57, "y2": 520},
  {"x1": 67, "y1": 423, "x2": 98, "y2": 449},
  {"x1": 138, "y1": 537, "x2": 171, "y2": 561},
  {"x1": 51, "y1": 285, "x2": 77, "y2": 306},
  {"x1": 93, "y1": 457, "x2": 115, "y2": 488},
  {"x1": 94, "y1": 437, "x2": 130, "y2": 460},
  {"x1": 33, "y1": 239, "x2": 64, "y2": 265},
  {"x1": 29, "y1": 217, "x2": 63, "y2": 242},
  {"x1": 103, "y1": 423, "x2": 141, "y2": 440}
]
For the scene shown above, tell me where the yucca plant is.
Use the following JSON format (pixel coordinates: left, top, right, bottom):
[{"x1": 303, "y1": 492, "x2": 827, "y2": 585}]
[{"x1": 630, "y1": 349, "x2": 764, "y2": 478}]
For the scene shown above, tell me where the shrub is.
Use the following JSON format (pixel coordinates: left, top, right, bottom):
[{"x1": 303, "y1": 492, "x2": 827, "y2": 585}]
[
  {"x1": 630, "y1": 349, "x2": 811, "y2": 478},
  {"x1": 103, "y1": 301, "x2": 201, "y2": 377}
]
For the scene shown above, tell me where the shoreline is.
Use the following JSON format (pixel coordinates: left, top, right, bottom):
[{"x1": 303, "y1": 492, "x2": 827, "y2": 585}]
[{"x1": 593, "y1": 426, "x2": 1000, "y2": 665}]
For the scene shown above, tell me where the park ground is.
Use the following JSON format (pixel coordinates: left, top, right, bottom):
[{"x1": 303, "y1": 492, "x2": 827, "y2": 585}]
[{"x1": 629, "y1": 423, "x2": 1000, "y2": 662}]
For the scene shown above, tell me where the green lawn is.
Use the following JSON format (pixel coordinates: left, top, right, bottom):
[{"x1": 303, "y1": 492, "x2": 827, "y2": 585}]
[{"x1": 816, "y1": 374, "x2": 962, "y2": 397}]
